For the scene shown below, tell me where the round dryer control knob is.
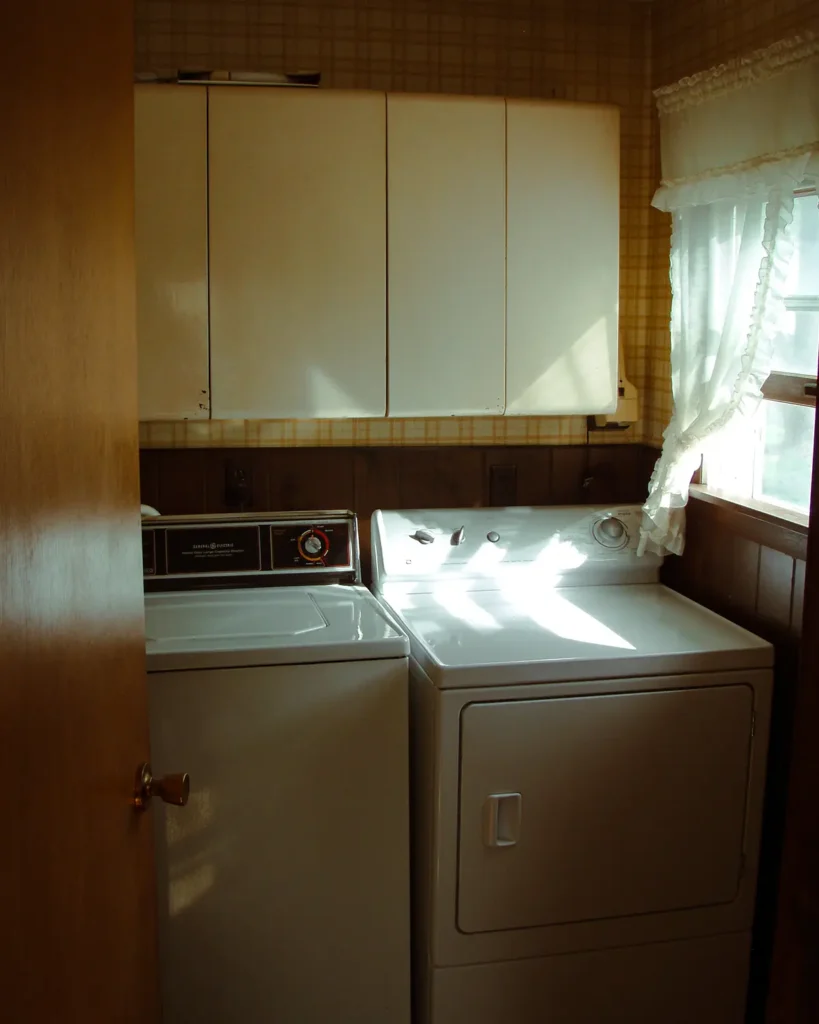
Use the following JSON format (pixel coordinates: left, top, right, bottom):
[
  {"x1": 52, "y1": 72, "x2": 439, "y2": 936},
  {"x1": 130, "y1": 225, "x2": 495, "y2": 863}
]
[{"x1": 593, "y1": 516, "x2": 628, "y2": 548}]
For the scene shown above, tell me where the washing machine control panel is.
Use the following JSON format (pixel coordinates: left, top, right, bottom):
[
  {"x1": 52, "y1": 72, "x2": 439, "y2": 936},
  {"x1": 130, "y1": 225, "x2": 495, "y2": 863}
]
[
  {"x1": 271, "y1": 522, "x2": 352, "y2": 570},
  {"x1": 142, "y1": 511, "x2": 359, "y2": 589}
]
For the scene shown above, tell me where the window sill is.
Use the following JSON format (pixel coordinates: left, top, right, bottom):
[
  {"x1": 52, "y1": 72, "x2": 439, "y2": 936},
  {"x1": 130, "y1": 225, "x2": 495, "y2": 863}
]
[{"x1": 689, "y1": 484, "x2": 808, "y2": 561}]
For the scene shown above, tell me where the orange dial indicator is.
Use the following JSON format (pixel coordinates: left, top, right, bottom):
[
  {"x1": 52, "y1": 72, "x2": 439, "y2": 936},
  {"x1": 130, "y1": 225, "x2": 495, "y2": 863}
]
[{"x1": 297, "y1": 528, "x2": 330, "y2": 563}]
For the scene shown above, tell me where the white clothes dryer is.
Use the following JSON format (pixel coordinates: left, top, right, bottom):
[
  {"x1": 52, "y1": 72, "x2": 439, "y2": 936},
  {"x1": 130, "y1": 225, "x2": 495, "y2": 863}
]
[{"x1": 371, "y1": 504, "x2": 773, "y2": 1024}]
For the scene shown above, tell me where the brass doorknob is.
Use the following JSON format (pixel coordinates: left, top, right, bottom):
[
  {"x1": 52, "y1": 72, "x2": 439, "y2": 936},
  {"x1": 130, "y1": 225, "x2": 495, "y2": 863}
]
[{"x1": 134, "y1": 762, "x2": 190, "y2": 810}]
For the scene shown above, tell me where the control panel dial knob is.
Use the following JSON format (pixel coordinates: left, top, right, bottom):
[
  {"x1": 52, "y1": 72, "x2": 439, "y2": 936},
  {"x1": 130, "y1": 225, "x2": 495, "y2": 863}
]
[
  {"x1": 303, "y1": 534, "x2": 323, "y2": 555},
  {"x1": 298, "y1": 528, "x2": 330, "y2": 562},
  {"x1": 592, "y1": 516, "x2": 628, "y2": 549}
]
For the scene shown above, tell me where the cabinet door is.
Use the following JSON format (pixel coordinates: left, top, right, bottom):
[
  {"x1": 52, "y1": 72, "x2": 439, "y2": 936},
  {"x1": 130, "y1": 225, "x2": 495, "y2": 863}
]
[
  {"x1": 457, "y1": 686, "x2": 754, "y2": 934},
  {"x1": 135, "y1": 85, "x2": 209, "y2": 420},
  {"x1": 387, "y1": 95, "x2": 506, "y2": 416},
  {"x1": 506, "y1": 101, "x2": 620, "y2": 415},
  {"x1": 208, "y1": 89, "x2": 387, "y2": 419}
]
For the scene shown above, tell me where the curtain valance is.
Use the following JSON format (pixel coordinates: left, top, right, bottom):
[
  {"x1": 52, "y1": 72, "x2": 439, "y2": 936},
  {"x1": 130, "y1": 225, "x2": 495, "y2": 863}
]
[{"x1": 654, "y1": 32, "x2": 819, "y2": 212}]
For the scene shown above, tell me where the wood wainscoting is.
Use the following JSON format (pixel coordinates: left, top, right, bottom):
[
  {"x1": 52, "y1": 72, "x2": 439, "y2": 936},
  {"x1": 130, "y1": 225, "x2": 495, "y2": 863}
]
[
  {"x1": 139, "y1": 443, "x2": 659, "y2": 580},
  {"x1": 661, "y1": 492, "x2": 807, "y2": 1023}
]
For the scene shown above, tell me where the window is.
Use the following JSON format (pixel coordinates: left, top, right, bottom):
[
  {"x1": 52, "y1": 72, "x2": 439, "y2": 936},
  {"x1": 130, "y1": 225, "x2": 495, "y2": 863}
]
[{"x1": 704, "y1": 191, "x2": 819, "y2": 517}]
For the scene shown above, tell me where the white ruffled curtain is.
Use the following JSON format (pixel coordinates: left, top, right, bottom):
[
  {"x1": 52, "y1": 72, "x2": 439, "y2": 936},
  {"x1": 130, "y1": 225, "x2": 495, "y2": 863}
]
[
  {"x1": 640, "y1": 32, "x2": 819, "y2": 556},
  {"x1": 640, "y1": 186, "x2": 800, "y2": 555}
]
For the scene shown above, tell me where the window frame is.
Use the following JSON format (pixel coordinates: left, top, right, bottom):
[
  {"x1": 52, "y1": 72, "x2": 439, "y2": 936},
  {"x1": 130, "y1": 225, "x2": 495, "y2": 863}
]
[
  {"x1": 701, "y1": 186, "x2": 818, "y2": 521},
  {"x1": 761, "y1": 185, "x2": 819, "y2": 409}
]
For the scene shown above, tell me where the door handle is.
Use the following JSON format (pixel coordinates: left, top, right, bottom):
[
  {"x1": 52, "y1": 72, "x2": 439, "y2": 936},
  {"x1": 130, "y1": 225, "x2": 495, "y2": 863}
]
[
  {"x1": 483, "y1": 792, "x2": 522, "y2": 847},
  {"x1": 133, "y1": 762, "x2": 190, "y2": 810}
]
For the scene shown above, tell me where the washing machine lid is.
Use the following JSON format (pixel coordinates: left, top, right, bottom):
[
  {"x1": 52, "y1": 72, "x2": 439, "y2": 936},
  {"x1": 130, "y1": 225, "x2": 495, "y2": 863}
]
[
  {"x1": 145, "y1": 584, "x2": 409, "y2": 671},
  {"x1": 379, "y1": 582, "x2": 772, "y2": 687}
]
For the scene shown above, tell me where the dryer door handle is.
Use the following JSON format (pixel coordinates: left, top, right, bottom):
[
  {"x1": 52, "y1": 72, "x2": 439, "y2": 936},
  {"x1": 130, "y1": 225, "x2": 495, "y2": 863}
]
[{"x1": 483, "y1": 792, "x2": 522, "y2": 848}]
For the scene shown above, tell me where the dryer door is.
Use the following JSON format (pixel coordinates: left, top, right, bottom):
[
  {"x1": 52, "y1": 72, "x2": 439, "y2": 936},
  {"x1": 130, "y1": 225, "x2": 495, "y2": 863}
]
[{"x1": 457, "y1": 685, "x2": 754, "y2": 934}]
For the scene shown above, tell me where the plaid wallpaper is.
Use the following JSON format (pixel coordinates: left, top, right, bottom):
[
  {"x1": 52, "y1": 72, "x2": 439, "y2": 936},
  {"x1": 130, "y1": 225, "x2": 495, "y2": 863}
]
[
  {"x1": 134, "y1": 0, "x2": 817, "y2": 450},
  {"x1": 653, "y1": 0, "x2": 819, "y2": 86}
]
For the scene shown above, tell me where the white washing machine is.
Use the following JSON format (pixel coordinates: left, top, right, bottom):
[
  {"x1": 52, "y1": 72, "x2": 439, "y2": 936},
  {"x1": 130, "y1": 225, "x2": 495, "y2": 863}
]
[
  {"x1": 370, "y1": 505, "x2": 773, "y2": 1024},
  {"x1": 143, "y1": 510, "x2": 411, "y2": 1024}
]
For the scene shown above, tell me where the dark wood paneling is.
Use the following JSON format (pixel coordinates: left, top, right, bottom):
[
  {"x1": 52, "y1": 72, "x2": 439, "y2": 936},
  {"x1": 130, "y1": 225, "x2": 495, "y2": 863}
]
[
  {"x1": 353, "y1": 450, "x2": 403, "y2": 581},
  {"x1": 494, "y1": 448, "x2": 551, "y2": 505},
  {"x1": 394, "y1": 448, "x2": 486, "y2": 508},
  {"x1": 660, "y1": 491, "x2": 807, "y2": 1024},
  {"x1": 353, "y1": 449, "x2": 402, "y2": 516},
  {"x1": 550, "y1": 446, "x2": 592, "y2": 504},
  {"x1": 757, "y1": 548, "x2": 797, "y2": 633},
  {"x1": 732, "y1": 536, "x2": 762, "y2": 619},
  {"x1": 138, "y1": 449, "x2": 160, "y2": 511},
  {"x1": 767, "y1": 391, "x2": 819, "y2": 1024},
  {"x1": 586, "y1": 444, "x2": 658, "y2": 505},
  {"x1": 140, "y1": 444, "x2": 658, "y2": 577},
  {"x1": 663, "y1": 495, "x2": 803, "y2": 640},
  {"x1": 155, "y1": 448, "x2": 208, "y2": 514},
  {"x1": 268, "y1": 449, "x2": 357, "y2": 512},
  {"x1": 790, "y1": 560, "x2": 806, "y2": 637},
  {"x1": 689, "y1": 486, "x2": 808, "y2": 561},
  {"x1": 141, "y1": 445, "x2": 657, "y2": 517},
  {"x1": 488, "y1": 462, "x2": 519, "y2": 506}
]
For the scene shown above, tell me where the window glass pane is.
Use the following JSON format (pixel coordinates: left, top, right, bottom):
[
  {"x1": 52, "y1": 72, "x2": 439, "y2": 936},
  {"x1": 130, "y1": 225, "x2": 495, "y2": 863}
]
[
  {"x1": 703, "y1": 414, "x2": 756, "y2": 497},
  {"x1": 705, "y1": 193, "x2": 818, "y2": 516},
  {"x1": 755, "y1": 401, "x2": 815, "y2": 513},
  {"x1": 784, "y1": 193, "x2": 819, "y2": 297},
  {"x1": 771, "y1": 309, "x2": 819, "y2": 374},
  {"x1": 772, "y1": 195, "x2": 819, "y2": 375}
]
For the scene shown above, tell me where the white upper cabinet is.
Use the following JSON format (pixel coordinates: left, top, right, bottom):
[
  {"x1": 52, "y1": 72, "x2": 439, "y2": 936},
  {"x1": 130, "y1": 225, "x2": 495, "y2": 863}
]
[
  {"x1": 135, "y1": 85, "x2": 209, "y2": 420},
  {"x1": 208, "y1": 88, "x2": 387, "y2": 419},
  {"x1": 134, "y1": 87, "x2": 622, "y2": 422},
  {"x1": 506, "y1": 101, "x2": 620, "y2": 416},
  {"x1": 387, "y1": 95, "x2": 506, "y2": 416}
]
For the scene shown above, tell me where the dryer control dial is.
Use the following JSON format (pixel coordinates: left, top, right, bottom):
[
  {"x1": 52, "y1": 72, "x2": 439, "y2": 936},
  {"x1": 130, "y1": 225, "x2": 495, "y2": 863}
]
[{"x1": 592, "y1": 516, "x2": 628, "y2": 549}]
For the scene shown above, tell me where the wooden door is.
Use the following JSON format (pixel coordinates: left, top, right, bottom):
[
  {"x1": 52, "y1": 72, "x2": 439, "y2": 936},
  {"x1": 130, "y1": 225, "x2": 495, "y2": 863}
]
[
  {"x1": 506, "y1": 100, "x2": 620, "y2": 416},
  {"x1": 208, "y1": 88, "x2": 387, "y2": 419},
  {"x1": 0, "y1": 3, "x2": 158, "y2": 1021},
  {"x1": 387, "y1": 94, "x2": 506, "y2": 416},
  {"x1": 136, "y1": 84, "x2": 210, "y2": 421}
]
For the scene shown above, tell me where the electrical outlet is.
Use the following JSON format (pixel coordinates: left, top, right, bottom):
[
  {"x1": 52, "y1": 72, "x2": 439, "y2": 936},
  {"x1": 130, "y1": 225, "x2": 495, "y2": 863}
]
[{"x1": 224, "y1": 461, "x2": 253, "y2": 510}]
